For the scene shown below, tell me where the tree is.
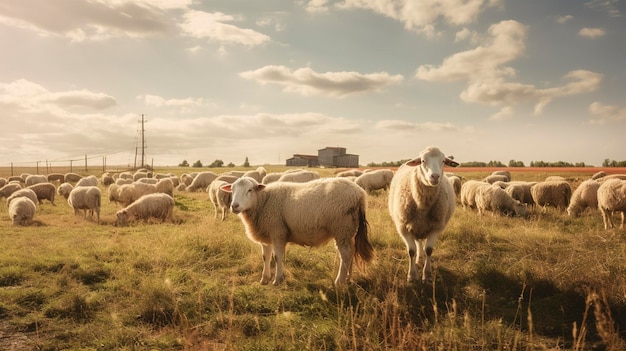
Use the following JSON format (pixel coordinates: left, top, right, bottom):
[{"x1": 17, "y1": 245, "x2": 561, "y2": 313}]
[
  {"x1": 178, "y1": 160, "x2": 189, "y2": 167},
  {"x1": 192, "y1": 160, "x2": 203, "y2": 168},
  {"x1": 242, "y1": 157, "x2": 250, "y2": 167},
  {"x1": 508, "y1": 160, "x2": 525, "y2": 167},
  {"x1": 209, "y1": 159, "x2": 224, "y2": 167}
]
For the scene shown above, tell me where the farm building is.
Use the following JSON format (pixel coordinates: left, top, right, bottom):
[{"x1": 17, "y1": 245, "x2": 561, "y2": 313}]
[{"x1": 286, "y1": 147, "x2": 359, "y2": 168}]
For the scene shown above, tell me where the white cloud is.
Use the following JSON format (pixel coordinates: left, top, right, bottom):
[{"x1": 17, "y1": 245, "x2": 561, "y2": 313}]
[
  {"x1": 375, "y1": 119, "x2": 459, "y2": 132},
  {"x1": 589, "y1": 102, "x2": 626, "y2": 125},
  {"x1": 585, "y1": 0, "x2": 622, "y2": 17},
  {"x1": 138, "y1": 94, "x2": 215, "y2": 113},
  {"x1": 239, "y1": 65, "x2": 404, "y2": 97},
  {"x1": 179, "y1": 10, "x2": 270, "y2": 46},
  {"x1": 556, "y1": 15, "x2": 573, "y2": 24},
  {"x1": 489, "y1": 106, "x2": 514, "y2": 120},
  {"x1": 306, "y1": 0, "x2": 331, "y2": 12},
  {"x1": 579, "y1": 27, "x2": 606, "y2": 38}
]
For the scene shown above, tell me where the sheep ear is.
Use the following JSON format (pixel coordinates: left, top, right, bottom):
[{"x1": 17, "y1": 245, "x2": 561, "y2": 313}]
[
  {"x1": 255, "y1": 184, "x2": 266, "y2": 191},
  {"x1": 405, "y1": 157, "x2": 422, "y2": 167},
  {"x1": 221, "y1": 184, "x2": 232, "y2": 193},
  {"x1": 445, "y1": 158, "x2": 459, "y2": 167}
]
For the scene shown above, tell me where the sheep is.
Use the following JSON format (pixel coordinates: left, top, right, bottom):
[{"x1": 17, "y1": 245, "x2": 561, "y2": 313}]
[
  {"x1": 0, "y1": 177, "x2": 6, "y2": 187},
  {"x1": 47, "y1": 173, "x2": 65, "y2": 183},
  {"x1": 115, "y1": 193, "x2": 175, "y2": 226},
  {"x1": 0, "y1": 183, "x2": 23, "y2": 199},
  {"x1": 261, "y1": 172, "x2": 283, "y2": 185},
  {"x1": 67, "y1": 186, "x2": 102, "y2": 223},
  {"x1": 354, "y1": 169, "x2": 394, "y2": 193},
  {"x1": 19, "y1": 173, "x2": 31, "y2": 182},
  {"x1": 6, "y1": 188, "x2": 38, "y2": 208},
  {"x1": 133, "y1": 171, "x2": 150, "y2": 181},
  {"x1": 115, "y1": 178, "x2": 133, "y2": 185},
  {"x1": 460, "y1": 180, "x2": 490, "y2": 210},
  {"x1": 567, "y1": 179, "x2": 601, "y2": 217},
  {"x1": 482, "y1": 174, "x2": 510, "y2": 184},
  {"x1": 25, "y1": 174, "x2": 48, "y2": 186},
  {"x1": 75, "y1": 175, "x2": 98, "y2": 187},
  {"x1": 243, "y1": 167, "x2": 267, "y2": 183},
  {"x1": 137, "y1": 178, "x2": 158, "y2": 184},
  {"x1": 277, "y1": 170, "x2": 320, "y2": 183},
  {"x1": 101, "y1": 172, "x2": 115, "y2": 186},
  {"x1": 336, "y1": 169, "x2": 364, "y2": 178},
  {"x1": 118, "y1": 172, "x2": 133, "y2": 180},
  {"x1": 597, "y1": 179, "x2": 626, "y2": 230},
  {"x1": 26, "y1": 182, "x2": 56, "y2": 205},
  {"x1": 222, "y1": 176, "x2": 374, "y2": 286},
  {"x1": 476, "y1": 185, "x2": 528, "y2": 217},
  {"x1": 591, "y1": 171, "x2": 606, "y2": 180},
  {"x1": 7, "y1": 176, "x2": 24, "y2": 184},
  {"x1": 531, "y1": 181, "x2": 572, "y2": 209},
  {"x1": 57, "y1": 182, "x2": 74, "y2": 199},
  {"x1": 597, "y1": 174, "x2": 626, "y2": 182},
  {"x1": 8, "y1": 197, "x2": 36, "y2": 225},
  {"x1": 64, "y1": 172, "x2": 83, "y2": 183},
  {"x1": 388, "y1": 146, "x2": 459, "y2": 282},
  {"x1": 447, "y1": 175, "x2": 462, "y2": 197},
  {"x1": 187, "y1": 171, "x2": 218, "y2": 192},
  {"x1": 208, "y1": 179, "x2": 233, "y2": 221},
  {"x1": 491, "y1": 170, "x2": 511, "y2": 181},
  {"x1": 504, "y1": 181, "x2": 536, "y2": 206}
]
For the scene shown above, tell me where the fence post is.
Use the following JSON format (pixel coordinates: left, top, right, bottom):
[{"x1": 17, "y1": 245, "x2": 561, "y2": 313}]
[{"x1": 85, "y1": 154, "x2": 87, "y2": 173}]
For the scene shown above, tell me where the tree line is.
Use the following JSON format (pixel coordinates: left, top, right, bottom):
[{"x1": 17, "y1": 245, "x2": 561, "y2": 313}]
[{"x1": 366, "y1": 159, "x2": 626, "y2": 168}]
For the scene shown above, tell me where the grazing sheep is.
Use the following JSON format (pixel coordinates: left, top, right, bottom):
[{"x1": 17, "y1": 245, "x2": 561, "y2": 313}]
[
  {"x1": 567, "y1": 179, "x2": 601, "y2": 217},
  {"x1": 208, "y1": 179, "x2": 233, "y2": 221},
  {"x1": 482, "y1": 174, "x2": 510, "y2": 184},
  {"x1": 531, "y1": 181, "x2": 572, "y2": 209},
  {"x1": 491, "y1": 170, "x2": 511, "y2": 181},
  {"x1": 545, "y1": 175, "x2": 567, "y2": 182},
  {"x1": 64, "y1": 172, "x2": 83, "y2": 183},
  {"x1": 8, "y1": 176, "x2": 24, "y2": 184},
  {"x1": 27, "y1": 182, "x2": 56, "y2": 205},
  {"x1": 115, "y1": 178, "x2": 133, "y2": 185},
  {"x1": 261, "y1": 172, "x2": 283, "y2": 185},
  {"x1": 67, "y1": 186, "x2": 102, "y2": 223},
  {"x1": 215, "y1": 174, "x2": 240, "y2": 185},
  {"x1": 118, "y1": 172, "x2": 134, "y2": 180},
  {"x1": 19, "y1": 173, "x2": 31, "y2": 182},
  {"x1": 101, "y1": 172, "x2": 115, "y2": 186},
  {"x1": 57, "y1": 182, "x2": 74, "y2": 199},
  {"x1": 0, "y1": 183, "x2": 23, "y2": 199},
  {"x1": 115, "y1": 193, "x2": 175, "y2": 226},
  {"x1": 25, "y1": 174, "x2": 48, "y2": 186},
  {"x1": 476, "y1": 185, "x2": 528, "y2": 217},
  {"x1": 222, "y1": 176, "x2": 374, "y2": 286},
  {"x1": 0, "y1": 178, "x2": 6, "y2": 187},
  {"x1": 597, "y1": 174, "x2": 626, "y2": 182},
  {"x1": 75, "y1": 175, "x2": 98, "y2": 187},
  {"x1": 176, "y1": 183, "x2": 187, "y2": 191},
  {"x1": 460, "y1": 180, "x2": 490, "y2": 210},
  {"x1": 243, "y1": 167, "x2": 267, "y2": 183},
  {"x1": 447, "y1": 175, "x2": 462, "y2": 197},
  {"x1": 6, "y1": 189, "x2": 38, "y2": 208},
  {"x1": 504, "y1": 181, "x2": 536, "y2": 206},
  {"x1": 8, "y1": 197, "x2": 36, "y2": 225},
  {"x1": 388, "y1": 146, "x2": 459, "y2": 282},
  {"x1": 591, "y1": 171, "x2": 606, "y2": 180},
  {"x1": 133, "y1": 171, "x2": 150, "y2": 181},
  {"x1": 354, "y1": 169, "x2": 394, "y2": 193},
  {"x1": 47, "y1": 173, "x2": 65, "y2": 183},
  {"x1": 108, "y1": 183, "x2": 122, "y2": 204},
  {"x1": 336, "y1": 169, "x2": 364, "y2": 178},
  {"x1": 180, "y1": 173, "x2": 195, "y2": 186},
  {"x1": 187, "y1": 171, "x2": 218, "y2": 192},
  {"x1": 277, "y1": 170, "x2": 320, "y2": 183},
  {"x1": 137, "y1": 178, "x2": 158, "y2": 184},
  {"x1": 597, "y1": 179, "x2": 626, "y2": 230}
]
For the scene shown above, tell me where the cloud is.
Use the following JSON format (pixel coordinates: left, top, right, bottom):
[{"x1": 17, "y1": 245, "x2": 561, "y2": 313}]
[
  {"x1": 306, "y1": 0, "x2": 331, "y2": 13},
  {"x1": 585, "y1": 0, "x2": 622, "y2": 17},
  {"x1": 337, "y1": 0, "x2": 500, "y2": 36},
  {"x1": 0, "y1": 0, "x2": 181, "y2": 41},
  {"x1": 375, "y1": 119, "x2": 459, "y2": 131},
  {"x1": 179, "y1": 10, "x2": 270, "y2": 46},
  {"x1": 415, "y1": 20, "x2": 602, "y2": 115},
  {"x1": 589, "y1": 102, "x2": 626, "y2": 125},
  {"x1": 579, "y1": 27, "x2": 606, "y2": 38},
  {"x1": 138, "y1": 94, "x2": 214, "y2": 112},
  {"x1": 239, "y1": 65, "x2": 404, "y2": 97},
  {"x1": 556, "y1": 15, "x2": 573, "y2": 24}
]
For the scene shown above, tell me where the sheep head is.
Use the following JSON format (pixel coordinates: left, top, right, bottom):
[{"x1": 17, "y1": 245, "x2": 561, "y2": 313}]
[{"x1": 406, "y1": 147, "x2": 459, "y2": 186}]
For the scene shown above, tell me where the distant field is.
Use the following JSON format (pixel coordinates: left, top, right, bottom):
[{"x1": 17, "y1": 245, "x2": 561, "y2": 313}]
[{"x1": 0, "y1": 166, "x2": 625, "y2": 350}]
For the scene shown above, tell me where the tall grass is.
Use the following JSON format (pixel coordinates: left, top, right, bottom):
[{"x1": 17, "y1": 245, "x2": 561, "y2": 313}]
[{"x1": 0, "y1": 167, "x2": 624, "y2": 350}]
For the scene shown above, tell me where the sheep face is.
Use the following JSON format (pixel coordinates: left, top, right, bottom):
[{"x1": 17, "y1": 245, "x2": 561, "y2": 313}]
[
  {"x1": 222, "y1": 177, "x2": 265, "y2": 214},
  {"x1": 115, "y1": 209, "x2": 129, "y2": 226},
  {"x1": 406, "y1": 147, "x2": 458, "y2": 186}
]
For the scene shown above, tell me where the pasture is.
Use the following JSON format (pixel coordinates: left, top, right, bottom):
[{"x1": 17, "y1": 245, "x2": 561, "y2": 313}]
[{"x1": 0, "y1": 166, "x2": 625, "y2": 350}]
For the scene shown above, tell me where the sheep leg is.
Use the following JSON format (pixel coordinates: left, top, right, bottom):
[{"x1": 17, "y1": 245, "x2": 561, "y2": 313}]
[
  {"x1": 601, "y1": 208, "x2": 614, "y2": 230},
  {"x1": 260, "y1": 244, "x2": 272, "y2": 285},
  {"x1": 334, "y1": 238, "x2": 354, "y2": 286},
  {"x1": 402, "y1": 234, "x2": 420, "y2": 282},
  {"x1": 620, "y1": 211, "x2": 625, "y2": 229},
  {"x1": 272, "y1": 241, "x2": 286, "y2": 286},
  {"x1": 421, "y1": 232, "x2": 440, "y2": 282}
]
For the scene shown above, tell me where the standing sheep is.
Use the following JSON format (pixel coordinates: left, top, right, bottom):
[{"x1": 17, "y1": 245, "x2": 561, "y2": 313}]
[
  {"x1": 460, "y1": 180, "x2": 489, "y2": 210},
  {"x1": 57, "y1": 182, "x2": 74, "y2": 199},
  {"x1": 482, "y1": 174, "x2": 510, "y2": 184},
  {"x1": 208, "y1": 179, "x2": 232, "y2": 221},
  {"x1": 447, "y1": 175, "x2": 462, "y2": 197},
  {"x1": 67, "y1": 186, "x2": 102, "y2": 223},
  {"x1": 243, "y1": 167, "x2": 267, "y2": 183},
  {"x1": 25, "y1": 174, "x2": 48, "y2": 186},
  {"x1": 27, "y1": 183, "x2": 56, "y2": 205},
  {"x1": 187, "y1": 171, "x2": 217, "y2": 192},
  {"x1": 64, "y1": 172, "x2": 83, "y2": 183},
  {"x1": 75, "y1": 175, "x2": 98, "y2": 187},
  {"x1": 388, "y1": 146, "x2": 459, "y2": 282},
  {"x1": 567, "y1": 179, "x2": 601, "y2": 217},
  {"x1": 476, "y1": 185, "x2": 528, "y2": 217},
  {"x1": 354, "y1": 169, "x2": 394, "y2": 193},
  {"x1": 0, "y1": 183, "x2": 23, "y2": 199},
  {"x1": 222, "y1": 177, "x2": 374, "y2": 286},
  {"x1": 277, "y1": 170, "x2": 320, "y2": 183},
  {"x1": 115, "y1": 193, "x2": 175, "y2": 226},
  {"x1": 597, "y1": 179, "x2": 626, "y2": 230},
  {"x1": 531, "y1": 181, "x2": 572, "y2": 209},
  {"x1": 47, "y1": 173, "x2": 65, "y2": 183},
  {"x1": 8, "y1": 197, "x2": 36, "y2": 225}
]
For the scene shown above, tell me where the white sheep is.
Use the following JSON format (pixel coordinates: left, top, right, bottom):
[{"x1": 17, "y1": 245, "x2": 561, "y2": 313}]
[
  {"x1": 476, "y1": 184, "x2": 528, "y2": 217},
  {"x1": 388, "y1": 146, "x2": 459, "y2": 282},
  {"x1": 6, "y1": 188, "x2": 38, "y2": 208},
  {"x1": 25, "y1": 174, "x2": 48, "y2": 186},
  {"x1": 490, "y1": 170, "x2": 511, "y2": 181},
  {"x1": 67, "y1": 186, "x2": 102, "y2": 223},
  {"x1": 460, "y1": 180, "x2": 489, "y2": 210},
  {"x1": 0, "y1": 177, "x2": 6, "y2": 187},
  {"x1": 101, "y1": 172, "x2": 115, "y2": 186},
  {"x1": 75, "y1": 175, "x2": 98, "y2": 187},
  {"x1": 0, "y1": 183, "x2": 23, "y2": 199},
  {"x1": 115, "y1": 193, "x2": 175, "y2": 226},
  {"x1": 187, "y1": 171, "x2": 218, "y2": 192},
  {"x1": 26, "y1": 182, "x2": 56, "y2": 205},
  {"x1": 180, "y1": 173, "x2": 195, "y2": 186},
  {"x1": 447, "y1": 175, "x2": 462, "y2": 197},
  {"x1": 261, "y1": 172, "x2": 283, "y2": 185},
  {"x1": 504, "y1": 181, "x2": 537, "y2": 206},
  {"x1": 64, "y1": 172, "x2": 83, "y2": 183},
  {"x1": 243, "y1": 167, "x2": 267, "y2": 183},
  {"x1": 115, "y1": 178, "x2": 133, "y2": 185},
  {"x1": 57, "y1": 182, "x2": 74, "y2": 199},
  {"x1": 597, "y1": 178, "x2": 626, "y2": 230},
  {"x1": 354, "y1": 169, "x2": 394, "y2": 193},
  {"x1": 567, "y1": 179, "x2": 601, "y2": 217},
  {"x1": 9, "y1": 197, "x2": 36, "y2": 225},
  {"x1": 336, "y1": 169, "x2": 364, "y2": 178},
  {"x1": 482, "y1": 174, "x2": 510, "y2": 184},
  {"x1": 277, "y1": 170, "x2": 320, "y2": 183},
  {"x1": 531, "y1": 181, "x2": 572, "y2": 209},
  {"x1": 208, "y1": 179, "x2": 232, "y2": 221},
  {"x1": 222, "y1": 176, "x2": 374, "y2": 286},
  {"x1": 118, "y1": 172, "x2": 134, "y2": 180}
]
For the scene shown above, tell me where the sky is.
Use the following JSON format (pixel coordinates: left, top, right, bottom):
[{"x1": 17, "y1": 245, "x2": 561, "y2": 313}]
[{"x1": 1, "y1": 0, "x2": 625, "y2": 168}]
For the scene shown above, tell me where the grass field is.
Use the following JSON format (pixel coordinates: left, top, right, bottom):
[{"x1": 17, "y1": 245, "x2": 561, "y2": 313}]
[{"x1": 0, "y1": 166, "x2": 625, "y2": 350}]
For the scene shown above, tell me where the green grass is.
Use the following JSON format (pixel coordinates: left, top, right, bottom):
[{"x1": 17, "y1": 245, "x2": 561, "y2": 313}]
[{"x1": 0, "y1": 167, "x2": 625, "y2": 350}]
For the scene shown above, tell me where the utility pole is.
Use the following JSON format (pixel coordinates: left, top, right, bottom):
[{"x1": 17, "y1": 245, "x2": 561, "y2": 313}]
[{"x1": 140, "y1": 114, "x2": 146, "y2": 168}]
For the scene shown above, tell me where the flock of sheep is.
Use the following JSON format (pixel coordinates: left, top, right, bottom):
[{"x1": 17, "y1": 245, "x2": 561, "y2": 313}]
[{"x1": 2, "y1": 146, "x2": 625, "y2": 286}]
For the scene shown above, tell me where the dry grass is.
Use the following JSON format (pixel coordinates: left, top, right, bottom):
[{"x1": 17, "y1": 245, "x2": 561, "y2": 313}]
[{"x1": 0, "y1": 167, "x2": 625, "y2": 350}]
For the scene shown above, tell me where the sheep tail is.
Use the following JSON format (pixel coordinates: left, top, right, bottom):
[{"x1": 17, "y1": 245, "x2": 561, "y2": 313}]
[{"x1": 354, "y1": 206, "x2": 374, "y2": 264}]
